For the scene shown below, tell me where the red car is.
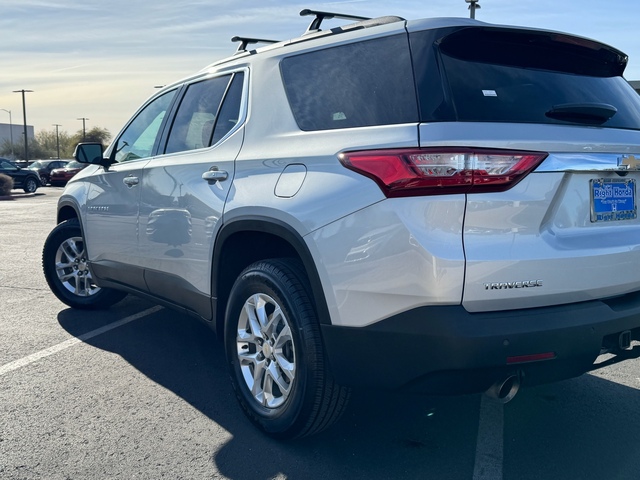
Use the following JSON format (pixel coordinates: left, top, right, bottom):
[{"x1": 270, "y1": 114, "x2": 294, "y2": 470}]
[{"x1": 49, "y1": 160, "x2": 88, "y2": 187}]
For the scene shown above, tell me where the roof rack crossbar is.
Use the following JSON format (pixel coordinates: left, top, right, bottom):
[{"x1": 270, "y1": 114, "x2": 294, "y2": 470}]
[
  {"x1": 300, "y1": 9, "x2": 371, "y2": 34},
  {"x1": 231, "y1": 36, "x2": 280, "y2": 54}
]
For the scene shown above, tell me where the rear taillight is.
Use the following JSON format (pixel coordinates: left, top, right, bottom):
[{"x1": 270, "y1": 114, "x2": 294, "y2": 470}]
[{"x1": 339, "y1": 148, "x2": 548, "y2": 197}]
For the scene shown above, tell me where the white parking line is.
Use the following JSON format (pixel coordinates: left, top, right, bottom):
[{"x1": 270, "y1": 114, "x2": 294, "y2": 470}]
[
  {"x1": 472, "y1": 395, "x2": 504, "y2": 480},
  {"x1": 0, "y1": 306, "x2": 163, "y2": 377}
]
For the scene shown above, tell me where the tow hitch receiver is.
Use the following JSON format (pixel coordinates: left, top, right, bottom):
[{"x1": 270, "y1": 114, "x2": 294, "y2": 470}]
[
  {"x1": 589, "y1": 336, "x2": 640, "y2": 371},
  {"x1": 619, "y1": 330, "x2": 632, "y2": 350}
]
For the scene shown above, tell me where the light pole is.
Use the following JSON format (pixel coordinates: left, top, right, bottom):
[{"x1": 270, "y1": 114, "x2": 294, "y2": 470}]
[
  {"x1": 13, "y1": 89, "x2": 33, "y2": 161},
  {"x1": 465, "y1": 0, "x2": 481, "y2": 19},
  {"x1": 77, "y1": 117, "x2": 89, "y2": 141},
  {"x1": 0, "y1": 109, "x2": 13, "y2": 157},
  {"x1": 53, "y1": 124, "x2": 62, "y2": 159}
]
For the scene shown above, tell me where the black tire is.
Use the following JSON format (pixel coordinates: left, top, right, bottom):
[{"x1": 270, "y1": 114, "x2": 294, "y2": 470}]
[
  {"x1": 23, "y1": 176, "x2": 38, "y2": 193},
  {"x1": 42, "y1": 218, "x2": 127, "y2": 309},
  {"x1": 224, "y1": 258, "x2": 350, "y2": 439}
]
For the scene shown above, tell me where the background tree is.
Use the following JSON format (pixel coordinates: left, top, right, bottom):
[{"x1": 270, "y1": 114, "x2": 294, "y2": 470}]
[
  {"x1": 0, "y1": 140, "x2": 18, "y2": 160},
  {"x1": 0, "y1": 126, "x2": 111, "y2": 161},
  {"x1": 71, "y1": 126, "x2": 111, "y2": 148},
  {"x1": 34, "y1": 129, "x2": 74, "y2": 159}
]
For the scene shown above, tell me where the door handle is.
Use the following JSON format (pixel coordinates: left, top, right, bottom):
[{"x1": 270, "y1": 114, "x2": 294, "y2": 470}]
[
  {"x1": 202, "y1": 167, "x2": 228, "y2": 184},
  {"x1": 123, "y1": 176, "x2": 139, "y2": 187}
]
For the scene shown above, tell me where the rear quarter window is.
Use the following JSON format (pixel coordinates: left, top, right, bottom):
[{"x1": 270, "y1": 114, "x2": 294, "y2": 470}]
[{"x1": 281, "y1": 34, "x2": 419, "y2": 131}]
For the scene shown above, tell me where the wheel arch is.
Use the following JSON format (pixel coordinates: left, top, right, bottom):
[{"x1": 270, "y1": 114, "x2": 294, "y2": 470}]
[
  {"x1": 212, "y1": 217, "x2": 332, "y2": 335},
  {"x1": 57, "y1": 202, "x2": 80, "y2": 225}
]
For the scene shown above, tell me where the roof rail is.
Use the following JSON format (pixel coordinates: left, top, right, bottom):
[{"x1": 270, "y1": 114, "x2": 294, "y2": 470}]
[
  {"x1": 231, "y1": 36, "x2": 280, "y2": 54},
  {"x1": 300, "y1": 9, "x2": 371, "y2": 34}
]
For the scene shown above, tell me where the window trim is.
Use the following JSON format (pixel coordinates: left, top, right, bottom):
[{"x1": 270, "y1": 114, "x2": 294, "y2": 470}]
[
  {"x1": 104, "y1": 86, "x2": 183, "y2": 164},
  {"x1": 157, "y1": 67, "x2": 250, "y2": 156}
]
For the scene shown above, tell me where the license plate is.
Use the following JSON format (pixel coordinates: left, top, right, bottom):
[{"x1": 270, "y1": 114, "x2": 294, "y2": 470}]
[{"x1": 590, "y1": 178, "x2": 637, "y2": 222}]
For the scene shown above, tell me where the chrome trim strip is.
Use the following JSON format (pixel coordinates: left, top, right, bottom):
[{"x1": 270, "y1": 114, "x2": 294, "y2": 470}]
[{"x1": 535, "y1": 153, "x2": 640, "y2": 172}]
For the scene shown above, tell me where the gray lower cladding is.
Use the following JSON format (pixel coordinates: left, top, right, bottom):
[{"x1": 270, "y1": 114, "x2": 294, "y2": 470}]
[
  {"x1": 90, "y1": 261, "x2": 213, "y2": 321},
  {"x1": 320, "y1": 291, "x2": 640, "y2": 395}
]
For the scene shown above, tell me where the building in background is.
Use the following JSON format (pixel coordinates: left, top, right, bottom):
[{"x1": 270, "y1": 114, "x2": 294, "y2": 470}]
[
  {"x1": 630, "y1": 80, "x2": 640, "y2": 94},
  {"x1": 0, "y1": 122, "x2": 34, "y2": 151}
]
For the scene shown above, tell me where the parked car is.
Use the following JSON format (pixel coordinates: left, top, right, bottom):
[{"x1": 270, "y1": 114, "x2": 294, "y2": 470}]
[
  {"x1": 42, "y1": 10, "x2": 640, "y2": 439},
  {"x1": 0, "y1": 157, "x2": 40, "y2": 193},
  {"x1": 49, "y1": 160, "x2": 87, "y2": 186},
  {"x1": 29, "y1": 159, "x2": 70, "y2": 185}
]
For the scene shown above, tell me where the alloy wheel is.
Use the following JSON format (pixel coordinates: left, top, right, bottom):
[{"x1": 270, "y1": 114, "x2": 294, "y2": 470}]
[
  {"x1": 54, "y1": 236, "x2": 100, "y2": 297},
  {"x1": 236, "y1": 293, "x2": 296, "y2": 408}
]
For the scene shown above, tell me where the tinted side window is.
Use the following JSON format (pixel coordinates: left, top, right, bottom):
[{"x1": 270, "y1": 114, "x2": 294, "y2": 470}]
[
  {"x1": 165, "y1": 75, "x2": 231, "y2": 155},
  {"x1": 115, "y1": 90, "x2": 177, "y2": 163},
  {"x1": 281, "y1": 35, "x2": 418, "y2": 131}
]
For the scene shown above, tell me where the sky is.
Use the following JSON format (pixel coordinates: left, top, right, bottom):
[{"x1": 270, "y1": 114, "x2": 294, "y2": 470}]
[{"x1": 1, "y1": 0, "x2": 639, "y2": 139}]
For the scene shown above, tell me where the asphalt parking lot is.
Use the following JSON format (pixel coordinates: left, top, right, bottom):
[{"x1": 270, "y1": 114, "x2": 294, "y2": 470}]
[{"x1": 1, "y1": 188, "x2": 640, "y2": 480}]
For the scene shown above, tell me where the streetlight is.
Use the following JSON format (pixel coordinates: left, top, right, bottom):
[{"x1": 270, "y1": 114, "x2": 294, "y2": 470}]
[
  {"x1": 0, "y1": 108, "x2": 13, "y2": 157},
  {"x1": 52, "y1": 124, "x2": 62, "y2": 159},
  {"x1": 77, "y1": 117, "x2": 89, "y2": 141},
  {"x1": 465, "y1": 0, "x2": 481, "y2": 19},
  {"x1": 13, "y1": 89, "x2": 33, "y2": 161}
]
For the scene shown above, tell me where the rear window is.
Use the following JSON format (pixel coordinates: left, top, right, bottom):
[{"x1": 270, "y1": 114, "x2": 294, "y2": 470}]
[
  {"x1": 281, "y1": 34, "x2": 419, "y2": 131},
  {"x1": 410, "y1": 27, "x2": 640, "y2": 130}
]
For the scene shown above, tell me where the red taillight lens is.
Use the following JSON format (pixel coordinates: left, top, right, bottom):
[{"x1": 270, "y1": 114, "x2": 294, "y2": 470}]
[{"x1": 339, "y1": 148, "x2": 548, "y2": 197}]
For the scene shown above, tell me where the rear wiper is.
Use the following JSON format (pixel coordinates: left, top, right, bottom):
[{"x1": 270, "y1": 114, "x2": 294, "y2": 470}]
[{"x1": 545, "y1": 103, "x2": 617, "y2": 125}]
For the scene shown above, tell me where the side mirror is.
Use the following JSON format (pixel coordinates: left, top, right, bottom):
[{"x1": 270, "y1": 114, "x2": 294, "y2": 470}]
[{"x1": 74, "y1": 142, "x2": 104, "y2": 165}]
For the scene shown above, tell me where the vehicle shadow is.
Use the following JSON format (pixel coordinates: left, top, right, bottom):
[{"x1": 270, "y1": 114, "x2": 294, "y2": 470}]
[
  {"x1": 1, "y1": 191, "x2": 47, "y2": 200},
  {"x1": 504, "y1": 373, "x2": 640, "y2": 479},
  {"x1": 58, "y1": 299, "x2": 640, "y2": 480}
]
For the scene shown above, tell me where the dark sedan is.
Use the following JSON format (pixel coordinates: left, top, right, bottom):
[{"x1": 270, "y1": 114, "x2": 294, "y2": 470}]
[
  {"x1": 49, "y1": 160, "x2": 88, "y2": 187},
  {"x1": 0, "y1": 158, "x2": 41, "y2": 193},
  {"x1": 28, "y1": 159, "x2": 70, "y2": 185}
]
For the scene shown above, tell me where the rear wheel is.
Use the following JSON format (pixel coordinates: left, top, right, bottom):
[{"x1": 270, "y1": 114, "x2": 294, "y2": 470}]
[
  {"x1": 225, "y1": 258, "x2": 350, "y2": 439},
  {"x1": 42, "y1": 218, "x2": 127, "y2": 309}
]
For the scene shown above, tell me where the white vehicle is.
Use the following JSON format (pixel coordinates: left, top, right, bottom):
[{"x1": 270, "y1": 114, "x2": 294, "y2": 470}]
[{"x1": 43, "y1": 9, "x2": 640, "y2": 438}]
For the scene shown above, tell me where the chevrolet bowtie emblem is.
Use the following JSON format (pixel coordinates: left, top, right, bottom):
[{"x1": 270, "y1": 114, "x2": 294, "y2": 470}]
[{"x1": 619, "y1": 154, "x2": 640, "y2": 170}]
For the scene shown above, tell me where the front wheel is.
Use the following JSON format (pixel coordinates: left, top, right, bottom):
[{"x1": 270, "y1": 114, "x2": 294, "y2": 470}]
[
  {"x1": 23, "y1": 177, "x2": 38, "y2": 193},
  {"x1": 42, "y1": 218, "x2": 127, "y2": 309},
  {"x1": 225, "y1": 259, "x2": 350, "y2": 439}
]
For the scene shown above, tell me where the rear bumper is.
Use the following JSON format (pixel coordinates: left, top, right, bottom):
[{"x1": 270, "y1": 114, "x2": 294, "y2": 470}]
[{"x1": 320, "y1": 292, "x2": 640, "y2": 394}]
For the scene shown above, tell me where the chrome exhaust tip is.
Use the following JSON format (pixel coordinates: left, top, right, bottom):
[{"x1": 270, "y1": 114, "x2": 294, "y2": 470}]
[{"x1": 485, "y1": 374, "x2": 520, "y2": 403}]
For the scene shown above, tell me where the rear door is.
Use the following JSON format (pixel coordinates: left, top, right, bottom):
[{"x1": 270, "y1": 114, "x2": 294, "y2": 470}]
[
  {"x1": 461, "y1": 146, "x2": 640, "y2": 312},
  {"x1": 137, "y1": 70, "x2": 247, "y2": 319},
  {"x1": 409, "y1": 24, "x2": 640, "y2": 312}
]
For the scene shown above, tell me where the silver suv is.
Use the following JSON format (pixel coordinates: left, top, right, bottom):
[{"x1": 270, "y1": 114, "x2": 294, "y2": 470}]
[{"x1": 43, "y1": 10, "x2": 640, "y2": 438}]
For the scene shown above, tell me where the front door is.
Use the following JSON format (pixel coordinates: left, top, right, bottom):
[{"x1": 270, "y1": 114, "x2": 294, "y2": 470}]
[{"x1": 84, "y1": 89, "x2": 178, "y2": 289}]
